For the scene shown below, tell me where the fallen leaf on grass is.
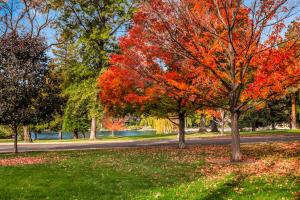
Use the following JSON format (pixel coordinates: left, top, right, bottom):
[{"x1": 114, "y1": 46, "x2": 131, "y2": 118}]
[{"x1": 0, "y1": 157, "x2": 45, "y2": 166}]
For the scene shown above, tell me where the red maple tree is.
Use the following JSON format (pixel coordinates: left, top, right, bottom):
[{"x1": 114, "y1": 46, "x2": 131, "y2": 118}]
[
  {"x1": 99, "y1": 49, "x2": 203, "y2": 148},
  {"x1": 121, "y1": 0, "x2": 300, "y2": 161},
  {"x1": 99, "y1": 0, "x2": 299, "y2": 161}
]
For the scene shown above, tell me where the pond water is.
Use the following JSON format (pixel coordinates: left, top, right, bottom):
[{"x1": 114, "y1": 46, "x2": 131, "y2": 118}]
[{"x1": 31, "y1": 130, "x2": 156, "y2": 140}]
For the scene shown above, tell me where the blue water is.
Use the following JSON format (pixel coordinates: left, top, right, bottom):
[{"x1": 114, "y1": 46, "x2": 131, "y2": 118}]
[{"x1": 31, "y1": 130, "x2": 156, "y2": 140}]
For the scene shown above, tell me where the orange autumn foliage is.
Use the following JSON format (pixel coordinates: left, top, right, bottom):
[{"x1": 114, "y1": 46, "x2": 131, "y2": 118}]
[
  {"x1": 102, "y1": 116, "x2": 125, "y2": 132},
  {"x1": 99, "y1": 0, "x2": 300, "y2": 161}
]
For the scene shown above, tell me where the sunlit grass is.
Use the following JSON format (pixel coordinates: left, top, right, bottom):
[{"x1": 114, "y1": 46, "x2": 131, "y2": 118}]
[{"x1": 0, "y1": 142, "x2": 299, "y2": 199}]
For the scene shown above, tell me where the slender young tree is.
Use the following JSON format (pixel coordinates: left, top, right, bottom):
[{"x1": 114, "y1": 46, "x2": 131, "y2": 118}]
[{"x1": 102, "y1": 115, "x2": 125, "y2": 137}]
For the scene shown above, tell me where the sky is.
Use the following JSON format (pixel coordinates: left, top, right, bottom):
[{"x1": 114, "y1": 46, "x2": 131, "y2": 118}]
[
  {"x1": 2, "y1": 0, "x2": 299, "y2": 58},
  {"x1": 43, "y1": 0, "x2": 300, "y2": 56}
]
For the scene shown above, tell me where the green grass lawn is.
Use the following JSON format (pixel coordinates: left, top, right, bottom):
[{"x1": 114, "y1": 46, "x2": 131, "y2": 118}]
[
  {"x1": 0, "y1": 138, "x2": 15, "y2": 143},
  {"x1": 240, "y1": 129, "x2": 300, "y2": 135},
  {"x1": 0, "y1": 142, "x2": 299, "y2": 200}
]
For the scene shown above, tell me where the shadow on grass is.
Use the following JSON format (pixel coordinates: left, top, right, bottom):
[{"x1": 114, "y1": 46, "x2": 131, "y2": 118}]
[{"x1": 202, "y1": 174, "x2": 246, "y2": 200}]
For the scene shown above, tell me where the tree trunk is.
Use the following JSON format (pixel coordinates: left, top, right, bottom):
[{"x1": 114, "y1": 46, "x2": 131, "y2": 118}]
[
  {"x1": 13, "y1": 125, "x2": 18, "y2": 154},
  {"x1": 58, "y1": 130, "x2": 62, "y2": 140},
  {"x1": 221, "y1": 122, "x2": 225, "y2": 135},
  {"x1": 251, "y1": 122, "x2": 256, "y2": 132},
  {"x1": 231, "y1": 112, "x2": 242, "y2": 162},
  {"x1": 211, "y1": 116, "x2": 219, "y2": 132},
  {"x1": 112, "y1": 130, "x2": 115, "y2": 137},
  {"x1": 291, "y1": 93, "x2": 297, "y2": 130},
  {"x1": 73, "y1": 131, "x2": 79, "y2": 139},
  {"x1": 271, "y1": 122, "x2": 276, "y2": 130},
  {"x1": 178, "y1": 113, "x2": 185, "y2": 149},
  {"x1": 23, "y1": 125, "x2": 32, "y2": 143},
  {"x1": 198, "y1": 114, "x2": 207, "y2": 132},
  {"x1": 34, "y1": 132, "x2": 38, "y2": 140},
  {"x1": 90, "y1": 117, "x2": 97, "y2": 140},
  {"x1": 221, "y1": 110, "x2": 226, "y2": 135}
]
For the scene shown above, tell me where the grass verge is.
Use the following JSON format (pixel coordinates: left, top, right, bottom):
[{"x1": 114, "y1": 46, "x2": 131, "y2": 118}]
[{"x1": 1, "y1": 129, "x2": 299, "y2": 144}]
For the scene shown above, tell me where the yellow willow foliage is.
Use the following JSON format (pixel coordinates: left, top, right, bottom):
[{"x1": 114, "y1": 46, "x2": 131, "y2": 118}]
[
  {"x1": 140, "y1": 116, "x2": 177, "y2": 134},
  {"x1": 139, "y1": 117, "x2": 155, "y2": 127},
  {"x1": 153, "y1": 118, "x2": 176, "y2": 134},
  {"x1": 186, "y1": 117, "x2": 193, "y2": 128}
]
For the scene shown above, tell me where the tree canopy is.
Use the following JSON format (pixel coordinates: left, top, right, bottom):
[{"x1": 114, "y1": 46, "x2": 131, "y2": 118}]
[
  {"x1": 0, "y1": 33, "x2": 62, "y2": 152},
  {"x1": 98, "y1": 0, "x2": 300, "y2": 161},
  {"x1": 51, "y1": 0, "x2": 136, "y2": 139}
]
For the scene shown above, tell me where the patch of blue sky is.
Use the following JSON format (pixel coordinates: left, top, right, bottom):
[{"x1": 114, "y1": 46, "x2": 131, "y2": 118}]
[{"x1": 34, "y1": 0, "x2": 300, "y2": 57}]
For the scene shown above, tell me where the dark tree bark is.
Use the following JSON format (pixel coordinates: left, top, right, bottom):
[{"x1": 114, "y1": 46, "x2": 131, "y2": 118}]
[
  {"x1": 178, "y1": 113, "x2": 185, "y2": 149},
  {"x1": 271, "y1": 122, "x2": 276, "y2": 130},
  {"x1": 198, "y1": 114, "x2": 207, "y2": 132},
  {"x1": 90, "y1": 117, "x2": 97, "y2": 140},
  {"x1": 73, "y1": 131, "x2": 79, "y2": 139},
  {"x1": 13, "y1": 125, "x2": 18, "y2": 154},
  {"x1": 210, "y1": 117, "x2": 219, "y2": 132},
  {"x1": 251, "y1": 122, "x2": 257, "y2": 132},
  {"x1": 230, "y1": 112, "x2": 241, "y2": 162},
  {"x1": 291, "y1": 93, "x2": 297, "y2": 130}
]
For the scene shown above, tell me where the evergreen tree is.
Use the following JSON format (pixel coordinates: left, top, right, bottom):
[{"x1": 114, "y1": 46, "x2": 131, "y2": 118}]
[{"x1": 240, "y1": 99, "x2": 291, "y2": 131}]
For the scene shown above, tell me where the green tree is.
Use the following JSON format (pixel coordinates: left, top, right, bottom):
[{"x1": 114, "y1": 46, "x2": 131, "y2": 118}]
[
  {"x1": 0, "y1": 126, "x2": 12, "y2": 139},
  {"x1": 0, "y1": 34, "x2": 62, "y2": 153},
  {"x1": 240, "y1": 99, "x2": 291, "y2": 131},
  {"x1": 50, "y1": 0, "x2": 136, "y2": 139}
]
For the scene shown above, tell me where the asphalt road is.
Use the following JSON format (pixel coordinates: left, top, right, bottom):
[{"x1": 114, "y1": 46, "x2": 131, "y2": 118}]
[{"x1": 0, "y1": 134, "x2": 299, "y2": 153}]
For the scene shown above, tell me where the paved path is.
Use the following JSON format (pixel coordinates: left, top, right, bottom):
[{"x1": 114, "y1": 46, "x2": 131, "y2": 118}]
[{"x1": 0, "y1": 134, "x2": 299, "y2": 153}]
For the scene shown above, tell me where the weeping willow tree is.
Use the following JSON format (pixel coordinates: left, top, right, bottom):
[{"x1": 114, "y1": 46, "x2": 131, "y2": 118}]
[
  {"x1": 140, "y1": 117, "x2": 176, "y2": 134},
  {"x1": 139, "y1": 117, "x2": 154, "y2": 128},
  {"x1": 154, "y1": 118, "x2": 176, "y2": 134}
]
